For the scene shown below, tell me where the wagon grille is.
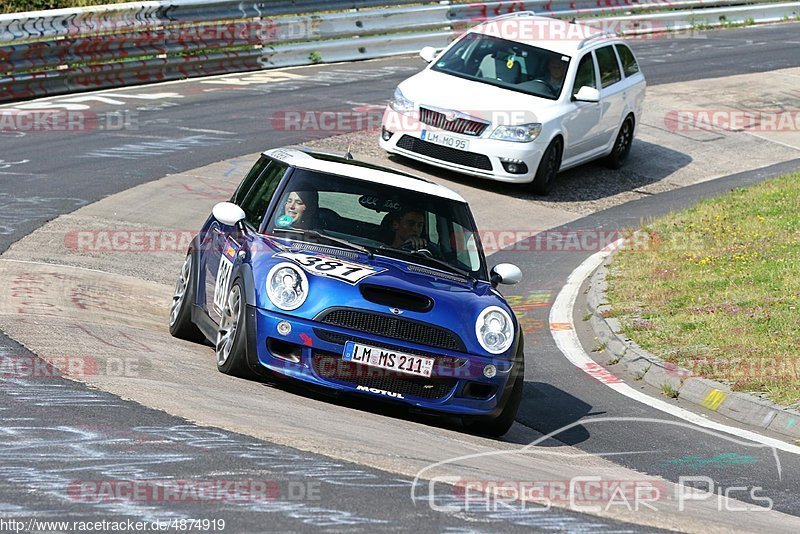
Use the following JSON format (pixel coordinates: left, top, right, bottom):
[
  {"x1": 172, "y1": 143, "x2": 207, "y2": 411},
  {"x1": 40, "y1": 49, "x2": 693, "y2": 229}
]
[
  {"x1": 396, "y1": 135, "x2": 493, "y2": 171},
  {"x1": 419, "y1": 107, "x2": 489, "y2": 137},
  {"x1": 316, "y1": 308, "x2": 464, "y2": 351}
]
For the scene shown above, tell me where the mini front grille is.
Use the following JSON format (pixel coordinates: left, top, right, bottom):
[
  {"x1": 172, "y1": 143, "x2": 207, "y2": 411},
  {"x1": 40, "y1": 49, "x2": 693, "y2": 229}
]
[
  {"x1": 312, "y1": 352, "x2": 457, "y2": 400},
  {"x1": 316, "y1": 308, "x2": 464, "y2": 351},
  {"x1": 396, "y1": 135, "x2": 493, "y2": 171},
  {"x1": 419, "y1": 108, "x2": 489, "y2": 137}
]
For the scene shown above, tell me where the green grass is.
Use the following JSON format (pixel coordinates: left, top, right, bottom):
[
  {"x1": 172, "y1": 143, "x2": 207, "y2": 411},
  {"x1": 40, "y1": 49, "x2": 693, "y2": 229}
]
[
  {"x1": 661, "y1": 384, "x2": 680, "y2": 399},
  {"x1": 607, "y1": 172, "x2": 800, "y2": 406}
]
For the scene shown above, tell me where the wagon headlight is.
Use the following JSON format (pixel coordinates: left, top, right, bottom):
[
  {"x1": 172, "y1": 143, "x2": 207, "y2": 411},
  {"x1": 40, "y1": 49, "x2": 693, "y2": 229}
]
[
  {"x1": 389, "y1": 87, "x2": 414, "y2": 114},
  {"x1": 476, "y1": 306, "x2": 514, "y2": 355},
  {"x1": 266, "y1": 263, "x2": 308, "y2": 311},
  {"x1": 490, "y1": 123, "x2": 542, "y2": 143}
]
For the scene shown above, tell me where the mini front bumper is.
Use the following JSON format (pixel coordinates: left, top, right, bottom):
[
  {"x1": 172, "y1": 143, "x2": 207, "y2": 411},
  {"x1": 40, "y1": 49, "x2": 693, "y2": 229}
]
[
  {"x1": 252, "y1": 306, "x2": 519, "y2": 417},
  {"x1": 379, "y1": 108, "x2": 545, "y2": 184}
]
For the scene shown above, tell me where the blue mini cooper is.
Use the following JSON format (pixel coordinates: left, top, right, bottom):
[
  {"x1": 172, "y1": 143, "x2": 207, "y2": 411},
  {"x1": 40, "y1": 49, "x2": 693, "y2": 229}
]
[{"x1": 169, "y1": 147, "x2": 525, "y2": 436}]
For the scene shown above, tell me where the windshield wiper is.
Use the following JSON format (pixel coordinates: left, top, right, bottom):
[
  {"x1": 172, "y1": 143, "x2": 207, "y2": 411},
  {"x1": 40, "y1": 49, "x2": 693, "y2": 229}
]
[
  {"x1": 377, "y1": 246, "x2": 473, "y2": 281},
  {"x1": 272, "y1": 228, "x2": 373, "y2": 258}
]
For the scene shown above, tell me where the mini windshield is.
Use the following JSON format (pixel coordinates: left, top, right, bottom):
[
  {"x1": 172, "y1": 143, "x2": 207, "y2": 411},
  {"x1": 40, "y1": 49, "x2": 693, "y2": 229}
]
[
  {"x1": 431, "y1": 33, "x2": 569, "y2": 100},
  {"x1": 267, "y1": 169, "x2": 487, "y2": 280}
]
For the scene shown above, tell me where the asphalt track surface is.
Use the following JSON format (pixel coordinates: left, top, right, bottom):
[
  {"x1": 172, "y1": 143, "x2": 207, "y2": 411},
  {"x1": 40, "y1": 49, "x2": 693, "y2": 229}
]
[{"x1": 1, "y1": 23, "x2": 800, "y2": 531}]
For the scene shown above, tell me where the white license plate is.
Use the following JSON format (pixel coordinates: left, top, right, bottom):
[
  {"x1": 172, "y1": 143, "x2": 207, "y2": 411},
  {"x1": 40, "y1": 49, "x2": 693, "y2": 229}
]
[
  {"x1": 421, "y1": 130, "x2": 470, "y2": 151},
  {"x1": 343, "y1": 341, "x2": 434, "y2": 378}
]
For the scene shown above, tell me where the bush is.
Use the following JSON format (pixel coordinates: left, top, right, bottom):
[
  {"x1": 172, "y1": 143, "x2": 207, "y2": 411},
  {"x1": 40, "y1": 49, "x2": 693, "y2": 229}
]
[{"x1": 2, "y1": 0, "x2": 140, "y2": 15}]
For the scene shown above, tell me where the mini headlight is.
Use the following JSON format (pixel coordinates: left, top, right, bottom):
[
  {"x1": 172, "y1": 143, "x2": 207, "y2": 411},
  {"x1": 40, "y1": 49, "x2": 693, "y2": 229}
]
[
  {"x1": 266, "y1": 263, "x2": 308, "y2": 311},
  {"x1": 490, "y1": 123, "x2": 542, "y2": 143},
  {"x1": 476, "y1": 306, "x2": 514, "y2": 355},
  {"x1": 389, "y1": 87, "x2": 414, "y2": 114}
]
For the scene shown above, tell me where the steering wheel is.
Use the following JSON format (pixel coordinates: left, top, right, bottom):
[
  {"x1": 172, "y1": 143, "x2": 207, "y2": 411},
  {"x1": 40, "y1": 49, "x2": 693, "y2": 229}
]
[
  {"x1": 531, "y1": 78, "x2": 557, "y2": 95},
  {"x1": 399, "y1": 240, "x2": 433, "y2": 258}
]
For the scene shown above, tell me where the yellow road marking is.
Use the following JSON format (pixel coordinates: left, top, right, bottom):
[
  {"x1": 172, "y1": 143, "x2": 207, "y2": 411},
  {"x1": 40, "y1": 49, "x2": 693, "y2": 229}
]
[{"x1": 701, "y1": 389, "x2": 727, "y2": 411}]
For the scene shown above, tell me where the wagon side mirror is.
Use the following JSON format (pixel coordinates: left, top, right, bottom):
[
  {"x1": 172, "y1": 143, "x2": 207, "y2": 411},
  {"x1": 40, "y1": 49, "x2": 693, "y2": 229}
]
[
  {"x1": 419, "y1": 46, "x2": 437, "y2": 63},
  {"x1": 574, "y1": 86, "x2": 600, "y2": 103}
]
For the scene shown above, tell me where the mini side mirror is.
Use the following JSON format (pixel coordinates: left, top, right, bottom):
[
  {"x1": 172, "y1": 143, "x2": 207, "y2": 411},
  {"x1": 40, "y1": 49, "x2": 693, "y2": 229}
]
[
  {"x1": 419, "y1": 46, "x2": 437, "y2": 63},
  {"x1": 574, "y1": 86, "x2": 600, "y2": 103},
  {"x1": 490, "y1": 263, "x2": 523, "y2": 286},
  {"x1": 212, "y1": 202, "x2": 246, "y2": 227}
]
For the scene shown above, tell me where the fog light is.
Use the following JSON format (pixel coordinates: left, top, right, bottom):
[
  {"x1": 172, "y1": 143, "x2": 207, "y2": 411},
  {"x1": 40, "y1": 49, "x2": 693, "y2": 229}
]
[
  {"x1": 500, "y1": 158, "x2": 528, "y2": 174},
  {"x1": 381, "y1": 127, "x2": 394, "y2": 141},
  {"x1": 267, "y1": 338, "x2": 301, "y2": 363},
  {"x1": 483, "y1": 364, "x2": 497, "y2": 378},
  {"x1": 462, "y1": 381, "x2": 497, "y2": 400},
  {"x1": 277, "y1": 321, "x2": 291, "y2": 336}
]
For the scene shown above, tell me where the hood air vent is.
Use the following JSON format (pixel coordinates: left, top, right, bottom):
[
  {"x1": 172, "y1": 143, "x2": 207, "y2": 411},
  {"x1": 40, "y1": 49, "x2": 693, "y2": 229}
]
[{"x1": 359, "y1": 284, "x2": 432, "y2": 313}]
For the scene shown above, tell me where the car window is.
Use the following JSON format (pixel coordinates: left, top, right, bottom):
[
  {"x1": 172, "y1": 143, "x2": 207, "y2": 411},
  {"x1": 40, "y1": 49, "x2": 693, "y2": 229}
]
[
  {"x1": 595, "y1": 45, "x2": 622, "y2": 88},
  {"x1": 615, "y1": 43, "x2": 639, "y2": 77},
  {"x1": 453, "y1": 221, "x2": 481, "y2": 271},
  {"x1": 232, "y1": 157, "x2": 269, "y2": 206},
  {"x1": 239, "y1": 160, "x2": 288, "y2": 228},
  {"x1": 432, "y1": 32, "x2": 570, "y2": 100},
  {"x1": 427, "y1": 212, "x2": 440, "y2": 244},
  {"x1": 572, "y1": 53, "x2": 597, "y2": 96},
  {"x1": 318, "y1": 191, "x2": 383, "y2": 225}
]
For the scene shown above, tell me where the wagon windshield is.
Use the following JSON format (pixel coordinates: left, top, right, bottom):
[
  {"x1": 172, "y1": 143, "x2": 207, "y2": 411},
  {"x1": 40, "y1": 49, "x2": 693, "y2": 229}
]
[
  {"x1": 432, "y1": 32, "x2": 569, "y2": 100},
  {"x1": 266, "y1": 169, "x2": 487, "y2": 281}
]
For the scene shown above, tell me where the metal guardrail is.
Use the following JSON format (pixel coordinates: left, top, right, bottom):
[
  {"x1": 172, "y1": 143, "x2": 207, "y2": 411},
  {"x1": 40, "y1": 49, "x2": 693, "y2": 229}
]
[{"x1": 0, "y1": 0, "x2": 798, "y2": 103}]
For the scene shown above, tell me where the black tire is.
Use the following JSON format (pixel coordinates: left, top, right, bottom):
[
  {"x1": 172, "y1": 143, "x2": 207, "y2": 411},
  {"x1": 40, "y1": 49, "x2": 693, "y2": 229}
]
[
  {"x1": 169, "y1": 253, "x2": 205, "y2": 343},
  {"x1": 529, "y1": 137, "x2": 562, "y2": 195},
  {"x1": 216, "y1": 278, "x2": 256, "y2": 379},
  {"x1": 462, "y1": 354, "x2": 525, "y2": 437},
  {"x1": 604, "y1": 116, "x2": 634, "y2": 169}
]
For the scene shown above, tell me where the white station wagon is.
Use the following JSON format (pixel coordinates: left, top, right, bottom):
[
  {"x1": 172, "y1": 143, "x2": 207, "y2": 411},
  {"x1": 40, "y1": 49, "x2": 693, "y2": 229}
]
[{"x1": 380, "y1": 13, "x2": 646, "y2": 194}]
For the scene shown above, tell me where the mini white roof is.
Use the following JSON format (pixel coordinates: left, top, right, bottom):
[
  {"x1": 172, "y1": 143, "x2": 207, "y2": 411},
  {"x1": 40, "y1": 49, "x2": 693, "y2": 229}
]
[
  {"x1": 262, "y1": 147, "x2": 467, "y2": 203},
  {"x1": 472, "y1": 14, "x2": 616, "y2": 57}
]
